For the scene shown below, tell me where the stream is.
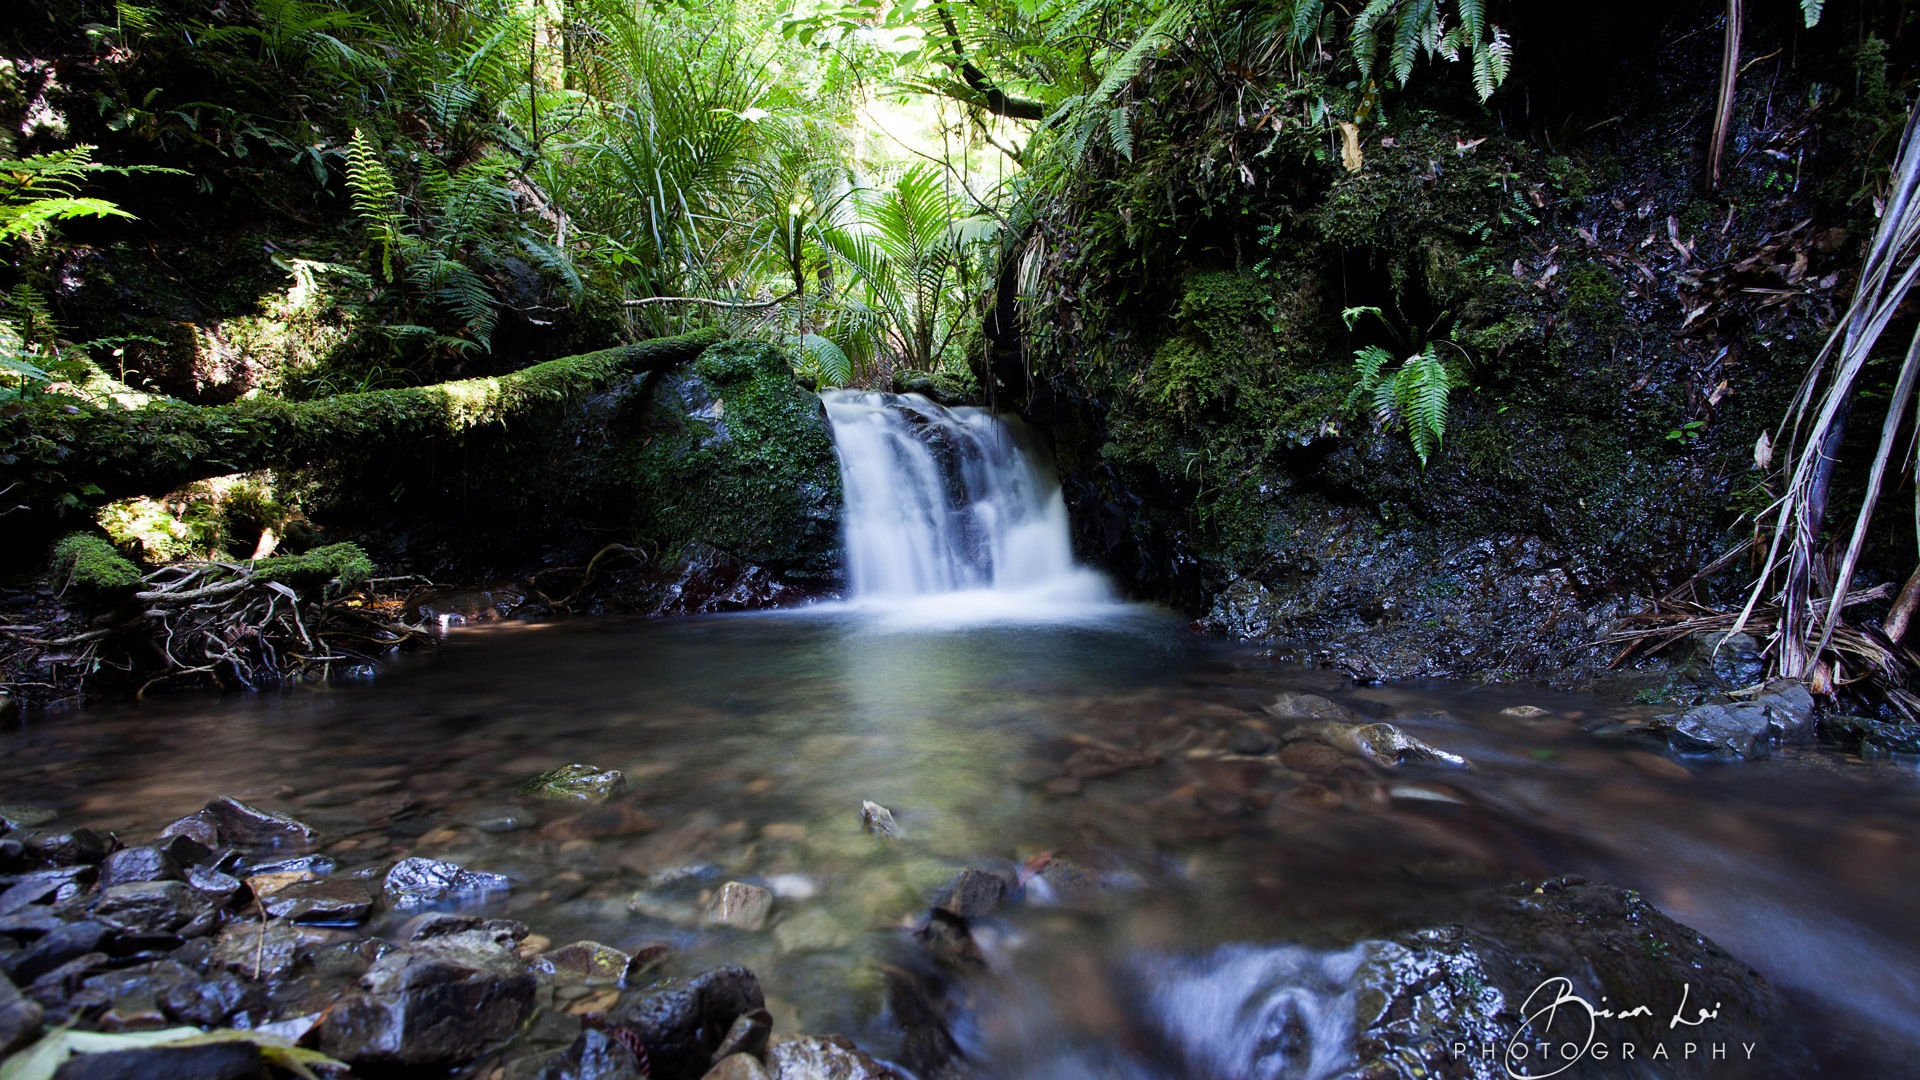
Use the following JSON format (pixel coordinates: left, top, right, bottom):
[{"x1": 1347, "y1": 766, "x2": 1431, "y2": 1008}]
[{"x1": 3, "y1": 394, "x2": 1918, "y2": 1077}]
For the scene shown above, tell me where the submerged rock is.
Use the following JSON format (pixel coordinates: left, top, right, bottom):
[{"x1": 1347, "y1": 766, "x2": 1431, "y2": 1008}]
[
  {"x1": 1297, "y1": 721, "x2": 1471, "y2": 769},
  {"x1": 521, "y1": 764, "x2": 631, "y2": 803},
  {"x1": 704, "y1": 882, "x2": 773, "y2": 932},
  {"x1": 0, "y1": 805, "x2": 58, "y2": 832},
  {"x1": 932, "y1": 869, "x2": 1009, "y2": 920},
  {"x1": 1668, "y1": 702, "x2": 1773, "y2": 758},
  {"x1": 382, "y1": 857, "x2": 511, "y2": 909},
  {"x1": 525, "y1": 1028, "x2": 648, "y2": 1080},
  {"x1": 859, "y1": 801, "x2": 898, "y2": 838},
  {"x1": 317, "y1": 929, "x2": 537, "y2": 1065},
  {"x1": 535, "y1": 940, "x2": 634, "y2": 985}
]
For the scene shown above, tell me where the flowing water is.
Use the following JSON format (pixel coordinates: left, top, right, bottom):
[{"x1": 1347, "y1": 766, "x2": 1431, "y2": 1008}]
[{"x1": 3, "y1": 396, "x2": 1918, "y2": 1077}]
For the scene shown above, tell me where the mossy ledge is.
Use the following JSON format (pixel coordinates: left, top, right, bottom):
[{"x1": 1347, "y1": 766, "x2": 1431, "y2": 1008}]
[
  {"x1": 3, "y1": 330, "x2": 722, "y2": 517},
  {"x1": 50, "y1": 533, "x2": 143, "y2": 593}
]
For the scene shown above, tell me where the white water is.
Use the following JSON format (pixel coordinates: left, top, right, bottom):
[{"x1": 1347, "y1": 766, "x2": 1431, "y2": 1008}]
[{"x1": 820, "y1": 390, "x2": 1114, "y2": 620}]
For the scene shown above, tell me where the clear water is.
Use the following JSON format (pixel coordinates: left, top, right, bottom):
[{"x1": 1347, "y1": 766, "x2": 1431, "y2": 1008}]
[{"x1": 4, "y1": 609, "x2": 1918, "y2": 1076}]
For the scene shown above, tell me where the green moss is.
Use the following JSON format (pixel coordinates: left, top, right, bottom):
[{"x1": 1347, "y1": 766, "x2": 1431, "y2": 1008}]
[
  {"x1": 252, "y1": 542, "x2": 373, "y2": 593},
  {"x1": 51, "y1": 532, "x2": 143, "y2": 592},
  {"x1": 1561, "y1": 263, "x2": 1625, "y2": 332}
]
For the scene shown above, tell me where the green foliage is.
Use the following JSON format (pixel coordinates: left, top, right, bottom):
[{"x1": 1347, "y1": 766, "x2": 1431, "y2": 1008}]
[
  {"x1": 1343, "y1": 305, "x2": 1464, "y2": 468},
  {"x1": 1349, "y1": 0, "x2": 1510, "y2": 101},
  {"x1": 253, "y1": 542, "x2": 374, "y2": 593},
  {"x1": 0, "y1": 147, "x2": 179, "y2": 240},
  {"x1": 50, "y1": 532, "x2": 144, "y2": 592}
]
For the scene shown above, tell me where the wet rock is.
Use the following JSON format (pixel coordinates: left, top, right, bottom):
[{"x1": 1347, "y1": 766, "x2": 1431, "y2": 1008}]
[
  {"x1": 402, "y1": 912, "x2": 530, "y2": 944},
  {"x1": 382, "y1": 856, "x2": 511, "y2": 909},
  {"x1": 1264, "y1": 691, "x2": 1366, "y2": 724},
  {"x1": 48, "y1": 1042, "x2": 270, "y2": 1080},
  {"x1": 245, "y1": 854, "x2": 337, "y2": 876},
  {"x1": 540, "y1": 805, "x2": 660, "y2": 841},
  {"x1": 204, "y1": 797, "x2": 319, "y2": 849},
  {"x1": 712, "y1": 1007, "x2": 773, "y2": 1063},
  {"x1": 150, "y1": 833, "x2": 212, "y2": 869},
  {"x1": 0, "y1": 839, "x2": 23, "y2": 871},
  {"x1": 1277, "y1": 741, "x2": 1365, "y2": 777},
  {"x1": 1752, "y1": 678, "x2": 1816, "y2": 741},
  {"x1": 932, "y1": 869, "x2": 1009, "y2": 920},
  {"x1": 156, "y1": 814, "x2": 219, "y2": 851},
  {"x1": 260, "y1": 877, "x2": 373, "y2": 924},
  {"x1": 537, "y1": 941, "x2": 633, "y2": 985},
  {"x1": 521, "y1": 764, "x2": 631, "y2": 803},
  {"x1": 767, "y1": 1034, "x2": 907, "y2": 1079},
  {"x1": 1693, "y1": 630, "x2": 1766, "y2": 687},
  {"x1": 207, "y1": 918, "x2": 329, "y2": 981},
  {"x1": 773, "y1": 909, "x2": 852, "y2": 955},
  {"x1": 0, "y1": 970, "x2": 42, "y2": 1056},
  {"x1": 185, "y1": 866, "x2": 243, "y2": 906},
  {"x1": 0, "y1": 866, "x2": 95, "y2": 915},
  {"x1": 606, "y1": 965, "x2": 764, "y2": 1080},
  {"x1": 4, "y1": 921, "x2": 110, "y2": 985},
  {"x1": 90, "y1": 881, "x2": 215, "y2": 939},
  {"x1": 317, "y1": 929, "x2": 537, "y2": 1065},
  {"x1": 915, "y1": 910, "x2": 982, "y2": 970},
  {"x1": 858, "y1": 801, "x2": 898, "y2": 838},
  {"x1": 1498, "y1": 705, "x2": 1551, "y2": 718},
  {"x1": 1063, "y1": 746, "x2": 1156, "y2": 778},
  {"x1": 1306, "y1": 721, "x2": 1470, "y2": 769},
  {"x1": 707, "y1": 1054, "x2": 772, "y2": 1080},
  {"x1": 525, "y1": 1028, "x2": 647, "y2": 1080},
  {"x1": 1226, "y1": 725, "x2": 1278, "y2": 755},
  {"x1": 25, "y1": 951, "x2": 110, "y2": 1009},
  {"x1": 469, "y1": 806, "x2": 539, "y2": 833},
  {"x1": 18, "y1": 827, "x2": 108, "y2": 866},
  {"x1": 1667, "y1": 702, "x2": 1772, "y2": 759},
  {"x1": 1825, "y1": 714, "x2": 1920, "y2": 756},
  {"x1": 704, "y1": 882, "x2": 773, "y2": 931},
  {"x1": 161, "y1": 971, "x2": 267, "y2": 1027},
  {"x1": 0, "y1": 806, "x2": 57, "y2": 832},
  {"x1": 99, "y1": 846, "x2": 183, "y2": 887},
  {"x1": 1026, "y1": 855, "x2": 1100, "y2": 908}
]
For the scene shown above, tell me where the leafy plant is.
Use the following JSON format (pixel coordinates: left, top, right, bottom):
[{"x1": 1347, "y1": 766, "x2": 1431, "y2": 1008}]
[{"x1": 1343, "y1": 306, "x2": 1466, "y2": 468}]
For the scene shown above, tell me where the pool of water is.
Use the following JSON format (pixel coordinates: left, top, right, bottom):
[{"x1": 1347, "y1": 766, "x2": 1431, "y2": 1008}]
[{"x1": 4, "y1": 605, "x2": 1917, "y2": 1076}]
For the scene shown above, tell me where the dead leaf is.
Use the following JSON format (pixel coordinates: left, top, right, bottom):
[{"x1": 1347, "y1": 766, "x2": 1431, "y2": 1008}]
[
  {"x1": 1708, "y1": 379, "x2": 1730, "y2": 406},
  {"x1": 1455, "y1": 136, "x2": 1487, "y2": 153},
  {"x1": 1753, "y1": 431, "x2": 1773, "y2": 470},
  {"x1": 1339, "y1": 122, "x2": 1363, "y2": 172}
]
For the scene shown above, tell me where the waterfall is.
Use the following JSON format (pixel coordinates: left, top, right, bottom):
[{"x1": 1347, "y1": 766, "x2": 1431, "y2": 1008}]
[{"x1": 821, "y1": 391, "x2": 1112, "y2": 610}]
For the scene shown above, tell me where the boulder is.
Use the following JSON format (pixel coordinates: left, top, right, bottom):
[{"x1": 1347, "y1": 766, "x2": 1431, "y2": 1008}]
[
  {"x1": 711, "y1": 1008, "x2": 772, "y2": 1063},
  {"x1": 382, "y1": 857, "x2": 511, "y2": 909},
  {"x1": 17, "y1": 827, "x2": 108, "y2": 866},
  {"x1": 607, "y1": 965, "x2": 764, "y2": 1080},
  {"x1": 316, "y1": 929, "x2": 537, "y2": 1065},
  {"x1": 521, "y1": 765, "x2": 630, "y2": 803}
]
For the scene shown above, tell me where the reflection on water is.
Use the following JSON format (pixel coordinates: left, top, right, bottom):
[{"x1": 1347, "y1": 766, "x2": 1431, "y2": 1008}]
[{"x1": 3, "y1": 607, "x2": 1918, "y2": 1075}]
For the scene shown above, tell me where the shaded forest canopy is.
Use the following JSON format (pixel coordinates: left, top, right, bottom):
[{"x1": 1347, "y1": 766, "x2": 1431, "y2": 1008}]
[{"x1": 4, "y1": 0, "x2": 1920, "y2": 704}]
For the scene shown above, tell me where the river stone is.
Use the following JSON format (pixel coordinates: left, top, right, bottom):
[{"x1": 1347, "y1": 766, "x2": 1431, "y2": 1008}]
[
  {"x1": 402, "y1": 912, "x2": 530, "y2": 944},
  {"x1": 607, "y1": 965, "x2": 764, "y2": 1080},
  {"x1": 767, "y1": 1034, "x2": 906, "y2": 1079},
  {"x1": 536, "y1": 940, "x2": 632, "y2": 985},
  {"x1": 383, "y1": 856, "x2": 512, "y2": 909},
  {"x1": 522, "y1": 1028, "x2": 647, "y2": 1080},
  {"x1": 707, "y1": 1053, "x2": 772, "y2": 1080},
  {"x1": 317, "y1": 929, "x2": 537, "y2": 1065},
  {"x1": 1693, "y1": 630, "x2": 1767, "y2": 686},
  {"x1": 3, "y1": 921, "x2": 109, "y2": 985},
  {"x1": 0, "y1": 805, "x2": 57, "y2": 832},
  {"x1": 521, "y1": 764, "x2": 630, "y2": 803},
  {"x1": 1752, "y1": 678, "x2": 1816, "y2": 741},
  {"x1": 99, "y1": 846, "x2": 182, "y2": 887},
  {"x1": 0, "y1": 866, "x2": 95, "y2": 915},
  {"x1": 186, "y1": 866, "x2": 243, "y2": 906},
  {"x1": 245, "y1": 854, "x2": 337, "y2": 876},
  {"x1": 207, "y1": 918, "x2": 332, "y2": 980},
  {"x1": 704, "y1": 882, "x2": 773, "y2": 931},
  {"x1": 1309, "y1": 721, "x2": 1470, "y2": 769},
  {"x1": 932, "y1": 869, "x2": 1009, "y2": 920},
  {"x1": 89, "y1": 881, "x2": 215, "y2": 939},
  {"x1": 712, "y1": 1007, "x2": 773, "y2": 1063},
  {"x1": 0, "y1": 970, "x2": 42, "y2": 1056},
  {"x1": 162, "y1": 971, "x2": 267, "y2": 1027},
  {"x1": 1825, "y1": 714, "x2": 1920, "y2": 755},
  {"x1": 773, "y1": 909, "x2": 851, "y2": 955},
  {"x1": 1264, "y1": 691, "x2": 1366, "y2": 724},
  {"x1": 165, "y1": 797, "x2": 318, "y2": 851},
  {"x1": 859, "y1": 801, "x2": 898, "y2": 838},
  {"x1": 48, "y1": 1042, "x2": 270, "y2": 1080},
  {"x1": 261, "y1": 877, "x2": 374, "y2": 924},
  {"x1": 18, "y1": 827, "x2": 108, "y2": 866},
  {"x1": 1063, "y1": 746, "x2": 1157, "y2": 778},
  {"x1": 151, "y1": 832, "x2": 212, "y2": 869},
  {"x1": 1668, "y1": 702, "x2": 1772, "y2": 759}
]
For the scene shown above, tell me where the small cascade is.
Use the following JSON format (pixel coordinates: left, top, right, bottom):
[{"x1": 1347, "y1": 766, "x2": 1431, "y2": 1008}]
[{"x1": 820, "y1": 390, "x2": 1111, "y2": 607}]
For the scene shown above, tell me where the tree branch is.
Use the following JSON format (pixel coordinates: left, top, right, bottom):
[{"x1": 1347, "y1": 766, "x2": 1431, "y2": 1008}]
[{"x1": 934, "y1": 2, "x2": 1047, "y2": 122}]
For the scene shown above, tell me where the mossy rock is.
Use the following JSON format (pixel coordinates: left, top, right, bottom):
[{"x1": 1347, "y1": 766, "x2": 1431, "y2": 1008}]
[
  {"x1": 51, "y1": 533, "x2": 143, "y2": 592},
  {"x1": 519, "y1": 764, "x2": 630, "y2": 803},
  {"x1": 252, "y1": 543, "x2": 374, "y2": 593}
]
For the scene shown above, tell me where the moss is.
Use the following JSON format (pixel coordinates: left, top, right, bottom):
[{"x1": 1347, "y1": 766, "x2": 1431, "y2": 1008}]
[
  {"x1": 51, "y1": 532, "x2": 143, "y2": 592},
  {"x1": 1560, "y1": 263, "x2": 1625, "y2": 332},
  {"x1": 252, "y1": 542, "x2": 373, "y2": 593}
]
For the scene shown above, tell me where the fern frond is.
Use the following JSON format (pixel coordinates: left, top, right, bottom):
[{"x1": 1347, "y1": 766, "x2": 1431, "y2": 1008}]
[
  {"x1": 797, "y1": 332, "x2": 854, "y2": 386},
  {"x1": 1289, "y1": 0, "x2": 1324, "y2": 47},
  {"x1": 1107, "y1": 106, "x2": 1135, "y2": 161},
  {"x1": 345, "y1": 129, "x2": 405, "y2": 280},
  {"x1": 1800, "y1": 0, "x2": 1824, "y2": 26},
  {"x1": 1350, "y1": 0, "x2": 1395, "y2": 84}
]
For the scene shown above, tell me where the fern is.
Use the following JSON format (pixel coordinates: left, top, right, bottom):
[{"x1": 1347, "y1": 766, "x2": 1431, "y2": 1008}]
[
  {"x1": 1346, "y1": 324, "x2": 1463, "y2": 469},
  {"x1": 796, "y1": 333, "x2": 854, "y2": 387},
  {"x1": 1289, "y1": 0, "x2": 1325, "y2": 48},
  {"x1": 1107, "y1": 106, "x2": 1135, "y2": 161},
  {"x1": 0, "y1": 146, "x2": 181, "y2": 240},
  {"x1": 1800, "y1": 0, "x2": 1824, "y2": 27},
  {"x1": 346, "y1": 129, "x2": 405, "y2": 280}
]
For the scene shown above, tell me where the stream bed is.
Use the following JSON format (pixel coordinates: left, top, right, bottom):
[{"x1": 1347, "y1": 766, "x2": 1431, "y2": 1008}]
[{"x1": 4, "y1": 605, "x2": 1919, "y2": 1077}]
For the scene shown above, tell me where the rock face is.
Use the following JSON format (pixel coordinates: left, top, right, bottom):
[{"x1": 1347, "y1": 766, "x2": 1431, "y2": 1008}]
[
  {"x1": 608, "y1": 965, "x2": 764, "y2": 1080},
  {"x1": 317, "y1": 929, "x2": 537, "y2": 1065}
]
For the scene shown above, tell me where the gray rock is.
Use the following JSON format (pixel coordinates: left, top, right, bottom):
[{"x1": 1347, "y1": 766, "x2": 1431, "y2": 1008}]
[
  {"x1": 1306, "y1": 721, "x2": 1470, "y2": 769},
  {"x1": 0, "y1": 866, "x2": 95, "y2": 915},
  {"x1": 525, "y1": 1028, "x2": 646, "y2": 1080},
  {"x1": 859, "y1": 801, "x2": 898, "y2": 838},
  {"x1": 261, "y1": 877, "x2": 374, "y2": 924},
  {"x1": 4, "y1": 921, "x2": 110, "y2": 985},
  {"x1": 165, "y1": 797, "x2": 318, "y2": 850},
  {"x1": 186, "y1": 866, "x2": 243, "y2": 906},
  {"x1": 99, "y1": 846, "x2": 183, "y2": 888},
  {"x1": 245, "y1": 854, "x2": 337, "y2": 876},
  {"x1": 0, "y1": 970, "x2": 43, "y2": 1056},
  {"x1": 317, "y1": 929, "x2": 537, "y2": 1065},
  {"x1": 712, "y1": 1007, "x2": 773, "y2": 1064},
  {"x1": 207, "y1": 918, "x2": 330, "y2": 981},
  {"x1": 0, "y1": 805, "x2": 57, "y2": 832},
  {"x1": 402, "y1": 912, "x2": 530, "y2": 944},
  {"x1": 17, "y1": 827, "x2": 107, "y2": 866},
  {"x1": 150, "y1": 833, "x2": 212, "y2": 869},
  {"x1": 1693, "y1": 630, "x2": 1766, "y2": 686},
  {"x1": 1669, "y1": 701, "x2": 1773, "y2": 759},
  {"x1": 707, "y1": 1053, "x2": 772, "y2": 1080},
  {"x1": 703, "y1": 882, "x2": 772, "y2": 931},
  {"x1": 1264, "y1": 691, "x2": 1366, "y2": 724},
  {"x1": 1753, "y1": 678, "x2": 1816, "y2": 742},
  {"x1": 767, "y1": 1035, "x2": 906, "y2": 1079},
  {"x1": 607, "y1": 965, "x2": 764, "y2": 1080},
  {"x1": 161, "y1": 971, "x2": 267, "y2": 1027},
  {"x1": 932, "y1": 869, "x2": 1009, "y2": 920},
  {"x1": 520, "y1": 764, "x2": 630, "y2": 803},
  {"x1": 1825, "y1": 714, "x2": 1920, "y2": 755},
  {"x1": 383, "y1": 857, "x2": 511, "y2": 909},
  {"x1": 89, "y1": 881, "x2": 215, "y2": 939}
]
